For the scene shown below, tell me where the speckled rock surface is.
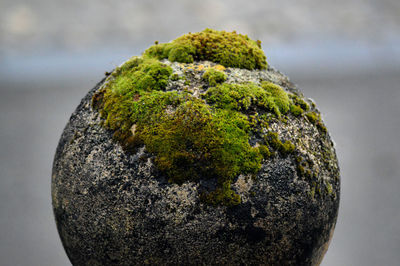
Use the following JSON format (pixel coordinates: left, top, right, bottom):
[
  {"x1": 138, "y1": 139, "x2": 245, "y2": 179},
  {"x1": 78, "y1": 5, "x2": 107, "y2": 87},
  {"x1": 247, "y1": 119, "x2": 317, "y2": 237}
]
[{"x1": 52, "y1": 56, "x2": 340, "y2": 264}]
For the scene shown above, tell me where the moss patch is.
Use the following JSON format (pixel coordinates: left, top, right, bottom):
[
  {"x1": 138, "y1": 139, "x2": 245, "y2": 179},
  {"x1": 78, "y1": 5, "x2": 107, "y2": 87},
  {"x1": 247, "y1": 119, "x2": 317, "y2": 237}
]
[
  {"x1": 261, "y1": 82, "x2": 290, "y2": 116},
  {"x1": 202, "y1": 68, "x2": 227, "y2": 86},
  {"x1": 92, "y1": 31, "x2": 332, "y2": 205},
  {"x1": 306, "y1": 111, "x2": 327, "y2": 134},
  {"x1": 93, "y1": 57, "x2": 266, "y2": 206},
  {"x1": 137, "y1": 99, "x2": 262, "y2": 185},
  {"x1": 306, "y1": 112, "x2": 318, "y2": 124},
  {"x1": 93, "y1": 58, "x2": 173, "y2": 143},
  {"x1": 290, "y1": 104, "x2": 304, "y2": 116},
  {"x1": 264, "y1": 132, "x2": 295, "y2": 156},
  {"x1": 143, "y1": 28, "x2": 267, "y2": 70},
  {"x1": 258, "y1": 145, "x2": 271, "y2": 158},
  {"x1": 290, "y1": 94, "x2": 310, "y2": 111},
  {"x1": 203, "y1": 81, "x2": 290, "y2": 117},
  {"x1": 296, "y1": 156, "x2": 313, "y2": 179},
  {"x1": 201, "y1": 180, "x2": 241, "y2": 206}
]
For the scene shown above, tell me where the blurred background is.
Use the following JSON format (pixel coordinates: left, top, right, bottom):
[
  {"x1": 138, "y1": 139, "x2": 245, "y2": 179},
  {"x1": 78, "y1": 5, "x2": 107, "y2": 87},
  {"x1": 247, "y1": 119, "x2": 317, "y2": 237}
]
[{"x1": 1, "y1": 0, "x2": 399, "y2": 265}]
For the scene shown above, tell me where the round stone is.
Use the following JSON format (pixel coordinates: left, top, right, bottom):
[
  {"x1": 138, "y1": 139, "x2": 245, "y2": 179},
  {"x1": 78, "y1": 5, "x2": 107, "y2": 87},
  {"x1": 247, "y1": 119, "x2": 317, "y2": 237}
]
[{"x1": 52, "y1": 29, "x2": 340, "y2": 265}]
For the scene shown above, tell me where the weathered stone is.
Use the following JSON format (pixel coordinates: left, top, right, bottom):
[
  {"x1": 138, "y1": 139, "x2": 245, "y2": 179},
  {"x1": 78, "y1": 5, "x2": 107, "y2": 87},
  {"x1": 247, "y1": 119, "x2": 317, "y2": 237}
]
[{"x1": 52, "y1": 30, "x2": 340, "y2": 265}]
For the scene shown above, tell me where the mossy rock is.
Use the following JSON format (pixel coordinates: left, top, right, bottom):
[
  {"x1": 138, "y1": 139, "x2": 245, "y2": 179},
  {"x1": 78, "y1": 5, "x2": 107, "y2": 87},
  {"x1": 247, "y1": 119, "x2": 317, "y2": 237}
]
[{"x1": 52, "y1": 29, "x2": 340, "y2": 265}]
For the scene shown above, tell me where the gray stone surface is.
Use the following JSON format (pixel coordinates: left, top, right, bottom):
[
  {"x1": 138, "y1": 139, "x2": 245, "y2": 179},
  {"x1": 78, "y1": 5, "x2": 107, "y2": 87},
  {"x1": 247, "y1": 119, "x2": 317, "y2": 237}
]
[{"x1": 52, "y1": 63, "x2": 339, "y2": 265}]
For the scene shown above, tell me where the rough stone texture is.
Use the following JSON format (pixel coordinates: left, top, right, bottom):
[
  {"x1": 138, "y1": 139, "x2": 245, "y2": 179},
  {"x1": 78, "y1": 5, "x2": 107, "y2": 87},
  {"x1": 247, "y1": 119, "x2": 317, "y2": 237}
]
[{"x1": 52, "y1": 61, "x2": 340, "y2": 265}]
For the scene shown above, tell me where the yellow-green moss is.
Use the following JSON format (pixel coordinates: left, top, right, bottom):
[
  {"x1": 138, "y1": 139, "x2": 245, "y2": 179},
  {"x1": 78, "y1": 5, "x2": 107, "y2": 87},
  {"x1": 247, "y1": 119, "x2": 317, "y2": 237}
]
[
  {"x1": 317, "y1": 121, "x2": 327, "y2": 133},
  {"x1": 258, "y1": 145, "x2": 271, "y2": 158},
  {"x1": 93, "y1": 58, "x2": 173, "y2": 140},
  {"x1": 265, "y1": 132, "x2": 280, "y2": 149},
  {"x1": 306, "y1": 112, "x2": 318, "y2": 124},
  {"x1": 170, "y1": 73, "x2": 180, "y2": 81},
  {"x1": 143, "y1": 28, "x2": 267, "y2": 70},
  {"x1": 261, "y1": 82, "x2": 290, "y2": 116},
  {"x1": 296, "y1": 155, "x2": 316, "y2": 184},
  {"x1": 92, "y1": 57, "x2": 267, "y2": 206},
  {"x1": 281, "y1": 140, "x2": 295, "y2": 155},
  {"x1": 306, "y1": 111, "x2": 327, "y2": 134},
  {"x1": 202, "y1": 68, "x2": 227, "y2": 86},
  {"x1": 203, "y1": 81, "x2": 290, "y2": 117},
  {"x1": 91, "y1": 31, "x2": 333, "y2": 206},
  {"x1": 111, "y1": 57, "x2": 172, "y2": 95},
  {"x1": 290, "y1": 104, "x2": 304, "y2": 116},
  {"x1": 136, "y1": 100, "x2": 262, "y2": 185},
  {"x1": 290, "y1": 94, "x2": 310, "y2": 111},
  {"x1": 264, "y1": 132, "x2": 295, "y2": 156},
  {"x1": 201, "y1": 180, "x2": 241, "y2": 207}
]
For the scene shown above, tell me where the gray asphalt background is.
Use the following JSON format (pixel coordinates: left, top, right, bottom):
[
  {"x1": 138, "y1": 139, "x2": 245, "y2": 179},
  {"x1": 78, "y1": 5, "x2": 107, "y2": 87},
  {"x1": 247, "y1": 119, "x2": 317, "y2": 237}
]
[{"x1": 1, "y1": 1, "x2": 400, "y2": 265}]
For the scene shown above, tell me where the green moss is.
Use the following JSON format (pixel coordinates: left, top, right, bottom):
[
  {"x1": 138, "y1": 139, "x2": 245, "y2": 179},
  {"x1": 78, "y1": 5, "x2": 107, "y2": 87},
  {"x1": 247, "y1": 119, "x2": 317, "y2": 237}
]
[
  {"x1": 306, "y1": 111, "x2": 327, "y2": 134},
  {"x1": 202, "y1": 68, "x2": 227, "y2": 86},
  {"x1": 264, "y1": 132, "x2": 295, "y2": 156},
  {"x1": 137, "y1": 99, "x2": 262, "y2": 205},
  {"x1": 317, "y1": 121, "x2": 327, "y2": 133},
  {"x1": 258, "y1": 144, "x2": 271, "y2": 158},
  {"x1": 290, "y1": 94, "x2": 310, "y2": 111},
  {"x1": 306, "y1": 112, "x2": 318, "y2": 124},
  {"x1": 311, "y1": 101, "x2": 316, "y2": 109},
  {"x1": 143, "y1": 28, "x2": 267, "y2": 70},
  {"x1": 203, "y1": 81, "x2": 290, "y2": 117},
  {"x1": 93, "y1": 57, "x2": 268, "y2": 206},
  {"x1": 92, "y1": 31, "x2": 333, "y2": 206},
  {"x1": 111, "y1": 56, "x2": 143, "y2": 76},
  {"x1": 201, "y1": 180, "x2": 241, "y2": 207},
  {"x1": 170, "y1": 73, "x2": 180, "y2": 81},
  {"x1": 265, "y1": 132, "x2": 280, "y2": 150},
  {"x1": 137, "y1": 100, "x2": 261, "y2": 184},
  {"x1": 92, "y1": 58, "x2": 173, "y2": 140},
  {"x1": 281, "y1": 140, "x2": 295, "y2": 155},
  {"x1": 260, "y1": 82, "x2": 290, "y2": 116},
  {"x1": 297, "y1": 165, "x2": 313, "y2": 180},
  {"x1": 295, "y1": 155, "x2": 315, "y2": 181},
  {"x1": 290, "y1": 104, "x2": 304, "y2": 116},
  {"x1": 204, "y1": 82, "x2": 260, "y2": 111},
  {"x1": 110, "y1": 57, "x2": 172, "y2": 95},
  {"x1": 297, "y1": 164, "x2": 305, "y2": 175}
]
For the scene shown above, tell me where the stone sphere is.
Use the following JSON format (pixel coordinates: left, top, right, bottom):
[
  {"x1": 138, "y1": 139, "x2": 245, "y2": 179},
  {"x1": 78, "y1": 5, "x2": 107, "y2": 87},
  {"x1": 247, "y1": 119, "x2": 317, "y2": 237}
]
[{"x1": 52, "y1": 29, "x2": 340, "y2": 265}]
